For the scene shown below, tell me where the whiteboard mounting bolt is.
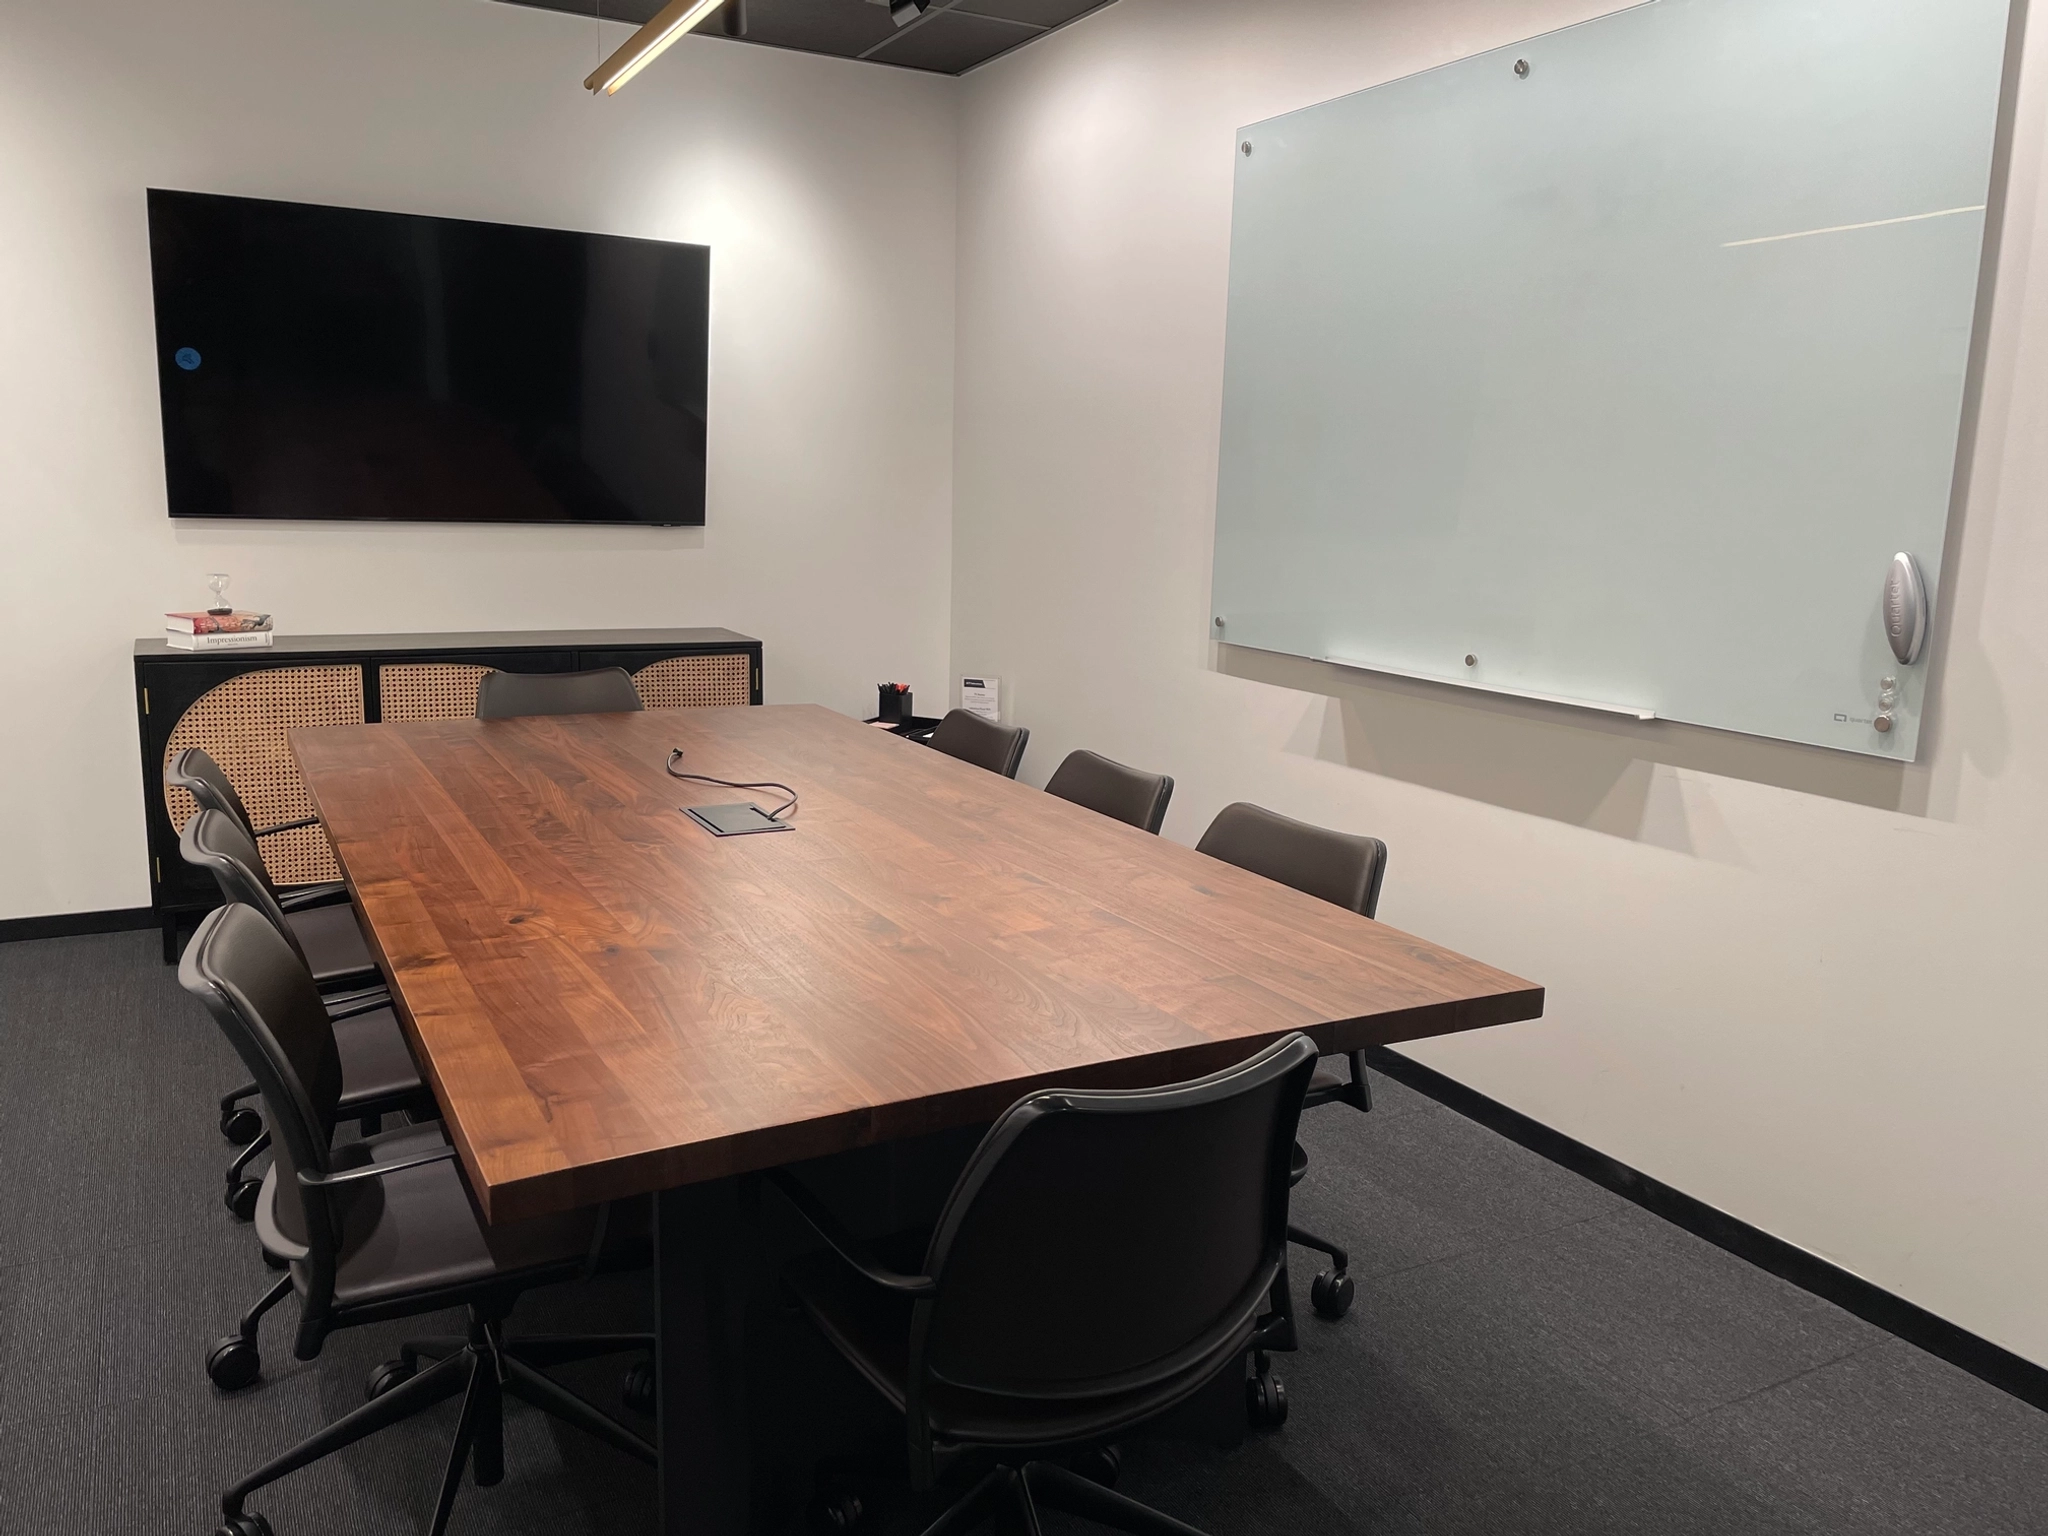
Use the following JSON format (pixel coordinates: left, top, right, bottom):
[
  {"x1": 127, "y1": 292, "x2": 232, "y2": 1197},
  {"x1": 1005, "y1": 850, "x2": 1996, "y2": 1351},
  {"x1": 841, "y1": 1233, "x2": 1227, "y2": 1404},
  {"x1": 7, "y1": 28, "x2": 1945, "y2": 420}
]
[
  {"x1": 1241, "y1": 141, "x2": 1253, "y2": 156},
  {"x1": 1214, "y1": 616, "x2": 1226, "y2": 628},
  {"x1": 1514, "y1": 59, "x2": 1530, "y2": 78},
  {"x1": 1465, "y1": 654, "x2": 1478, "y2": 667}
]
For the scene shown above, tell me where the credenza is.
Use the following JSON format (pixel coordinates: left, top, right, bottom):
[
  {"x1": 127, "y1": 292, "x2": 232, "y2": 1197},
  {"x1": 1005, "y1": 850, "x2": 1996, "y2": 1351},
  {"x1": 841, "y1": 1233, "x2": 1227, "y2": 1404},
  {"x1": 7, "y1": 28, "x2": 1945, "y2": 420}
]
[{"x1": 133, "y1": 627, "x2": 763, "y2": 961}]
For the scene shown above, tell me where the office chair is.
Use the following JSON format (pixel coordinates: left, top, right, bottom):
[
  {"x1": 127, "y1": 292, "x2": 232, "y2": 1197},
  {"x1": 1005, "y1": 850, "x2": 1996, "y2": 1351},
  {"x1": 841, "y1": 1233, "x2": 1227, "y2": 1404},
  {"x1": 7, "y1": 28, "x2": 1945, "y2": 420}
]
[
  {"x1": 775, "y1": 1032, "x2": 1318, "y2": 1535},
  {"x1": 180, "y1": 808, "x2": 429, "y2": 1220},
  {"x1": 927, "y1": 709, "x2": 1030, "y2": 779},
  {"x1": 167, "y1": 746, "x2": 343, "y2": 908},
  {"x1": 1197, "y1": 803, "x2": 1389, "y2": 1323},
  {"x1": 180, "y1": 902, "x2": 655, "y2": 1536},
  {"x1": 167, "y1": 747, "x2": 346, "y2": 1142},
  {"x1": 474, "y1": 666, "x2": 644, "y2": 719},
  {"x1": 1044, "y1": 749, "x2": 1175, "y2": 834}
]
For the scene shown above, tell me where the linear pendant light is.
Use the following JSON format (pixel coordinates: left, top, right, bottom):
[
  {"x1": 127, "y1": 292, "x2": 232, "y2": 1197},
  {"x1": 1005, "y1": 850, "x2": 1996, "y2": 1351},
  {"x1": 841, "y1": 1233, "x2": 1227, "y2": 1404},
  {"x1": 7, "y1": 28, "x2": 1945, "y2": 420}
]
[{"x1": 584, "y1": 0, "x2": 729, "y2": 95}]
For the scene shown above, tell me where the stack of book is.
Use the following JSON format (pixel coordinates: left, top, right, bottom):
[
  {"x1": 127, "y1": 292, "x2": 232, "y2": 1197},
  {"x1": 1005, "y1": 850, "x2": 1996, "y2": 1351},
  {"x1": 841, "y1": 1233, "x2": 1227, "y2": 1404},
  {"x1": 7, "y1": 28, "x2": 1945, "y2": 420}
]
[{"x1": 165, "y1": 610, "x2": 275, "y2": 650}]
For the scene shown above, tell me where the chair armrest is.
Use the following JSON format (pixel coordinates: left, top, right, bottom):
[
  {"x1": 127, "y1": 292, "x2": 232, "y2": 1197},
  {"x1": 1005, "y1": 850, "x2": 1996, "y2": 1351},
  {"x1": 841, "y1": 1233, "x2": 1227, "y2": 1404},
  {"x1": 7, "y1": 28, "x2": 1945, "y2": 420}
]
[
  {"x1": 278, "y1": 883, "x2": 349, "y2": 911},
  {"x1": 323, "y1": 985, "x2": 393, "y2": 1022},
  {"x1": 299, "y1": 1144, "x2": 456, "y2": 1188},
  {"x1": 255, "y1": 816, "x2": 321, "y2": 837},
  {"x1": 764, "y1": 1168, "x2": 936, "y2": 1298}
]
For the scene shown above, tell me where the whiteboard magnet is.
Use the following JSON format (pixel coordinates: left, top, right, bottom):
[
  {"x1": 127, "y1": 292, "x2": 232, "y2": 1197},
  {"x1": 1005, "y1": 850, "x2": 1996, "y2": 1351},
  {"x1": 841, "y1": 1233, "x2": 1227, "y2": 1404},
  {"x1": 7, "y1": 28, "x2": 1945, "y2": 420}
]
[{"x1": 1884, "y1": 553, "x2": 1928, "y2": 665}]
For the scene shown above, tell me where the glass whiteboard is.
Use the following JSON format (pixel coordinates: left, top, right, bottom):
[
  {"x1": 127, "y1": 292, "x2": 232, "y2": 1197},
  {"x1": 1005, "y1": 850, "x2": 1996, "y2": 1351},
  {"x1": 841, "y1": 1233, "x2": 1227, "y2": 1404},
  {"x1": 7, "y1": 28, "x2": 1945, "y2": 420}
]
[{"x1": 1211, "y1": 0, "x2": 2010, "y2": 759}]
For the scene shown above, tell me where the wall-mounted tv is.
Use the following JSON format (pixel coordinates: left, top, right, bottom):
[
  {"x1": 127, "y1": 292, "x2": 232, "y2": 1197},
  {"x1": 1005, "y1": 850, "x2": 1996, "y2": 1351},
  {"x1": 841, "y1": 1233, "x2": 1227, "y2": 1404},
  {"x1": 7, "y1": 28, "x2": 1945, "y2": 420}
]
[{"x1": 146, "y1": 190, "x2": 709, "y2": 526}]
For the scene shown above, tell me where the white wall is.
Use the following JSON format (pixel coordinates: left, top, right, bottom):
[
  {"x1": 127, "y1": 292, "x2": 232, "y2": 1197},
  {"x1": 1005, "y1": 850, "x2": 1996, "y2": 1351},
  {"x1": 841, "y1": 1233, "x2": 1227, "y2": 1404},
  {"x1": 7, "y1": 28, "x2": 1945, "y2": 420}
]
[
  {"x1": 952, "y1": 0, "x2": 2048, "y2": 1364},
  {"x1": 0, "y1": 0, "x2": 956, "y2": 920}
]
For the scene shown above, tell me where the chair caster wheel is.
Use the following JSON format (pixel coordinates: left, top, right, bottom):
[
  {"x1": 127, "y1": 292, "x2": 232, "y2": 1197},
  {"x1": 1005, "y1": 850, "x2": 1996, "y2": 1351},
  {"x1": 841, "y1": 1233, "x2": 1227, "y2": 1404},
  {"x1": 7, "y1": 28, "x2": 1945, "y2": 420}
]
[
  {"x1": 1310, "y1": 1269, "x2": 1355, "y2": 1319},
  {"x1": 1246, "y1": 1369, "x2": 1288, "y2": 1429},
  {"x1": 215, "y1": 1511, "x2": 274, "y2": 1536},
  {"x1": 622, "y1": 1359, "x2": 655, "y2": 1416},
  {"x1": 224, "y1": 1178, "x2": 261, "y2": 1222},
  {"x1": 206, "y1": 1336, "x2": 261, "y2": 1392},
  {"x1": 1072, "y1": 1444, "x2": 1121, "y2": 1487},
  {"x1": 807, "y1": 1488, "x2": 865, "y2": 1532},
  {"x1": 365, "y1": 1359, "x2": 415, "y2": 1401},
  {"x1": 220, "y1": 1107, "x2": 262, "y2": 1144}
]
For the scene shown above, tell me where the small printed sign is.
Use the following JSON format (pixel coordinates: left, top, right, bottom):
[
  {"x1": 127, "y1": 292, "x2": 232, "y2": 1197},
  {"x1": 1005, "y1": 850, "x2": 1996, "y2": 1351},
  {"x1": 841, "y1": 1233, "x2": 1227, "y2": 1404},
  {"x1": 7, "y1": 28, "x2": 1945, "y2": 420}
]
[{"x1": 961, "y1": 676, "x2": 999, "y2": 722}]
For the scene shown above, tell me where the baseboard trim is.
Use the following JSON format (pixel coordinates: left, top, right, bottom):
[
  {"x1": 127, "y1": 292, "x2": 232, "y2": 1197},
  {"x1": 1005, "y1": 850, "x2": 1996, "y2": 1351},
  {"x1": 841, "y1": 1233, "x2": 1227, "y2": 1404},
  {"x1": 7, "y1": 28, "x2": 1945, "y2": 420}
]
[
  {"x1": 0, "y1": 907, "x2": 157, "y2": 944},
  {"x1": 1364, "y1": 1045, "x2": 2048, "y2": 1416}
]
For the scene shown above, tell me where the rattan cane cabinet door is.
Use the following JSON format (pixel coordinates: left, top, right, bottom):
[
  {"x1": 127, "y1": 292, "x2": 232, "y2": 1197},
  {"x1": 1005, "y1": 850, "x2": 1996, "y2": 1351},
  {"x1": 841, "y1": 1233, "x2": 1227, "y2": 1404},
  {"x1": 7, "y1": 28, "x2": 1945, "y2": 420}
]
[
  {"x1": 379, "y1": 663, "x2": 494, "y2": 722},
  {"x1": 161, "y1": 666, "x2": 364, "y2": 885},
  {"x1": 632, "y1": 651, "x2": 751, "y2": 709}
]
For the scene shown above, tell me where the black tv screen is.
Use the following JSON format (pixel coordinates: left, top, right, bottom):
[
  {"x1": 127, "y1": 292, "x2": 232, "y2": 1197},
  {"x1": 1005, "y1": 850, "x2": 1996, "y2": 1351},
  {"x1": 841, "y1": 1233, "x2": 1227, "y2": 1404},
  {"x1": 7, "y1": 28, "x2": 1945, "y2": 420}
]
[{"x1": 146, "y1": 190, "x2": 709, "y2": 526}]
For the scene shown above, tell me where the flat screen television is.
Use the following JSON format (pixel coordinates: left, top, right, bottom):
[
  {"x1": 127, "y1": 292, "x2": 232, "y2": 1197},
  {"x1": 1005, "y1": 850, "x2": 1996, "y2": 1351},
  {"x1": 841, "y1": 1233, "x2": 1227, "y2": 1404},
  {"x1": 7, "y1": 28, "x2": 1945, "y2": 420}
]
[{"x1": 145, "y1": 189, "x2": 709, "y2": 526}]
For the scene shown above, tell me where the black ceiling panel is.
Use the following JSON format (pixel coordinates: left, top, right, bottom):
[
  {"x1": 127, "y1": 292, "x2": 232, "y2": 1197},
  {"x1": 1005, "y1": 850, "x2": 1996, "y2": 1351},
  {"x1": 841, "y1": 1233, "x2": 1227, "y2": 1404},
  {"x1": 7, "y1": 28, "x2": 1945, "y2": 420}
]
[
  {"x1": 492, "y1": 0, "x2": 1117, "y2": 75},
  {"x1": 741, "y1": 0, "x2": 905, "y2": 56},
  {"x1": 865, "y1": 8, "x2": 1034, "y2": 72},
  {"x1": 952, "y1": 0, "x2": 1103, "y2": 28}
]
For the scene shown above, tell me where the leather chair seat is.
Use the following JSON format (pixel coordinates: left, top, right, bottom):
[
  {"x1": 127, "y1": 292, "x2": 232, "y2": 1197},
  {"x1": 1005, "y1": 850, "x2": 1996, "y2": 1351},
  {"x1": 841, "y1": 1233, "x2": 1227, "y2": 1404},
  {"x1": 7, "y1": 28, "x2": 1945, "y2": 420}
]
[
  {"x1": 784, "y1": 1234, "x2": 1252, "y2": 1452},
  {"x1": 284, "y1": 901, "x2": 377, "y2": 985},
  {"x1": 333, "y1": 1006, "x2": 427, "y2": 1111},
  {"x1": 259, "y1": 1123, "x2": 600, "y2": 1309}
]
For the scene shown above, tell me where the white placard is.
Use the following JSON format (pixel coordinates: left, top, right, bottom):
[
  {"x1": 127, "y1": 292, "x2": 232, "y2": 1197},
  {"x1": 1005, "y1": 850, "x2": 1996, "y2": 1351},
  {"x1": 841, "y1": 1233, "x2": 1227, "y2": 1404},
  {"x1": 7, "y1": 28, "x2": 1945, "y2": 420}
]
[{"x1": 960, "y1": 676, "x2": 999, "y2": 722}]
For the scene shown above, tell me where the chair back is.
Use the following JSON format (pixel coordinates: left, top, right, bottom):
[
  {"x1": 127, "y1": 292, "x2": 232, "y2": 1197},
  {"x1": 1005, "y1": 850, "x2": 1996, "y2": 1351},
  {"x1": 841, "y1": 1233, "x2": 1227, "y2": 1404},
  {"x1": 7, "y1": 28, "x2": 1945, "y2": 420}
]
[
  {"x1": 179, "y1": 807, "x2": 308, "y2": 968},
  {"x1": 1196, "y1": 802, "x2": 1388, "y2": 918},
  {"x1": 1044, "y1": 750, "x2": 1174, "y2": 834},
  {"x1": 179, "y1": 903, "x2": 348, "y2": 1300},
  {"x1": 165, "y1": 747, "x2": 258, "y2": 839},
  {"x1": 915, "y1": 1033, "x2": 1316, "y2": 1406},
  {"x1": 927, "y1": 709, "x2": 1029, "y2": 779},
  {"x1": 475, "y1": 667, "x2": 644, "y2": 720}
]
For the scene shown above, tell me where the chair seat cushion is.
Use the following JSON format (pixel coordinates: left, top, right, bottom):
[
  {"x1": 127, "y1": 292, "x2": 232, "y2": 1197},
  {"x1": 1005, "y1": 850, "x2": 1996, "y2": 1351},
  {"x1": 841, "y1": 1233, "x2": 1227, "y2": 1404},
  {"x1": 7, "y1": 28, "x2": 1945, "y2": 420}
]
[
  {"x1": 285, "y1": 902, "x2": 378, "y2": 985},
  {"x1": 317, "y1": 1123, "x2": 600, "y2": 1309},
  {"x1": 784, "y1": 1236, "x2": 1252, "y2": 1453},
  {"x1": 333, "y1": 1007, "x2": 427, "y2": 1112}
]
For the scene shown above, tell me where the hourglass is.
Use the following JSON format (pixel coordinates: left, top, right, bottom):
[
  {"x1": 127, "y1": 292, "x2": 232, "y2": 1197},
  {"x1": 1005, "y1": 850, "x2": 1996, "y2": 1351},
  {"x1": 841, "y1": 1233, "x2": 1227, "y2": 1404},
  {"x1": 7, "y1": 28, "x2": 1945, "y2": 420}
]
[{"x1": 206, "y1": 573, "x2": 232, "y2": 616}]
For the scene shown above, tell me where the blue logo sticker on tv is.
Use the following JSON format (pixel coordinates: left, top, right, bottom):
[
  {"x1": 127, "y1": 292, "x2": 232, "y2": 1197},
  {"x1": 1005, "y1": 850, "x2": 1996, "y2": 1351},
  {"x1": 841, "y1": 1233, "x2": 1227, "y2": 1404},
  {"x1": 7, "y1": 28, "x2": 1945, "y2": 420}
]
[{"x1": 174, "y1": 347, "x2": 202, "y2": 371}]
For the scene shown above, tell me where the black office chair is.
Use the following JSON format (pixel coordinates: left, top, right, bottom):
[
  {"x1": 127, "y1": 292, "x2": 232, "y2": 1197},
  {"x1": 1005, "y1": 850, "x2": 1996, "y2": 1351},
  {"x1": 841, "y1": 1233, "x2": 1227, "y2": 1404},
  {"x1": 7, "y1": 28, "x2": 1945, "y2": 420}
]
[
  {"x1": 180, "y1": 902, "x2": 655, "y2": 1536},
  {"x1": 775, "y1": 1032, "x2": 1318, "y2": 1535},
  {"x1": 475, "y1": 666, "x2": 644, "y2": 720},
  {"x1": 167, "y1": 747, "x2": 348, "y2": 1142},
  {"x1": 927, "y1": 708, "x2": 1030, "y2": 779},
  {"x1": 1044, "y1": 750, "x2": 1175, "y2": 834},
  {"x1": 181, "y1": 809, "x2": 429, "y2": 1220},
  {"x1": 167, "y1": 747, "x2": 343, "y2": 908},
  {"x1": 1196, "y1": 803, "x2": 1389, "y2": 1324}
]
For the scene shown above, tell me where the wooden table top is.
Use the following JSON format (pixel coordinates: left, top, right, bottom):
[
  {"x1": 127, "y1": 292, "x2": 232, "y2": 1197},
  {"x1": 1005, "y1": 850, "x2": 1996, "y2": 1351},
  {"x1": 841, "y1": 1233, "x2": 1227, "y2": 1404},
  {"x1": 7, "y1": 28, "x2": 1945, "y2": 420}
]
[{"x1": 292, "y1": 705, "x2": 1542, "y2": 1222}]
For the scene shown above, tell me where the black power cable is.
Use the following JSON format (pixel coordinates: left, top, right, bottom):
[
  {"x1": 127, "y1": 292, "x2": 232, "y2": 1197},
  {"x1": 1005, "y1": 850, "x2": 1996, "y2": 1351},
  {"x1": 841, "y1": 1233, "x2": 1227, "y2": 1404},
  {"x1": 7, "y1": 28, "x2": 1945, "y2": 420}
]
[{"x1": 665, "y1": 748, "x2": 798, "y2": 821}]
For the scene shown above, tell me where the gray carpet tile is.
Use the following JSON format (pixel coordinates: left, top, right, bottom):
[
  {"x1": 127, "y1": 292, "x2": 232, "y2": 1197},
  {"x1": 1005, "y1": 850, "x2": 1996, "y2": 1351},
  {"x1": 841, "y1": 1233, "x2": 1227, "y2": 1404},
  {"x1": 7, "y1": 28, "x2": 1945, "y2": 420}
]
[
  {"x1": 1290, "y1": 1088, "x2": 1625, "y2": 1282},
  {"x1": 1665, "y1": 1337, "x2": 2048, "y2": 1536},
  {"x1": 3, "y1": 929, "x2": 2046, "y2": 1536}
]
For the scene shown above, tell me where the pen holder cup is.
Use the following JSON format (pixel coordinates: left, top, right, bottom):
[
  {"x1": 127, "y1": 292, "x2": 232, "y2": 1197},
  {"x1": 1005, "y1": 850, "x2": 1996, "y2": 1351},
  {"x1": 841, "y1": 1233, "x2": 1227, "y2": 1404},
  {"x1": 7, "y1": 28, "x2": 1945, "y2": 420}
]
[{"x1": 877, "y1": 686, "x2": 912, "y2": 725}]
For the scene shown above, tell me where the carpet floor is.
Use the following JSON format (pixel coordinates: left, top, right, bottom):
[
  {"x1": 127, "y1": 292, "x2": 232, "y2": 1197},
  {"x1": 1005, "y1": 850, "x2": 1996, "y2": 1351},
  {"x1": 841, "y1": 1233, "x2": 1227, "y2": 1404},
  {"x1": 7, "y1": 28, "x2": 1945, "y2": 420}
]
[{"x1": 2, "y1": 930, "x2": 2042, "y2": 1535}]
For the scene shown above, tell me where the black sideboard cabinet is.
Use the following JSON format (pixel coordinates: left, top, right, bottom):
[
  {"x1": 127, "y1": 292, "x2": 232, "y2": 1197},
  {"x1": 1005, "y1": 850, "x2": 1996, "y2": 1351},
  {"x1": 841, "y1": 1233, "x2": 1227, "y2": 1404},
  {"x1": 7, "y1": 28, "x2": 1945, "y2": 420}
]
[{"x1": 135, "y1": 627, "x2": 763, "y2": 960}]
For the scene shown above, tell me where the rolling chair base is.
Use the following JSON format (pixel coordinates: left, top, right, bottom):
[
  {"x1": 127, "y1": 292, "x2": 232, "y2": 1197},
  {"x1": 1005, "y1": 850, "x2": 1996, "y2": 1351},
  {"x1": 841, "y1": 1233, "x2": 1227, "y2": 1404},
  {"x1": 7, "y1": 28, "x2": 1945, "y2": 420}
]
[
  {"x1": 212, "y1": 1306, "x2": 654, "y2": 1536},
  {"x1": 924, "y1": 1460, "x2": 1207, "y2": 1536},
  {"x1": 1286, "y1": 1223, "x2": 1355, "y2": 1319}
]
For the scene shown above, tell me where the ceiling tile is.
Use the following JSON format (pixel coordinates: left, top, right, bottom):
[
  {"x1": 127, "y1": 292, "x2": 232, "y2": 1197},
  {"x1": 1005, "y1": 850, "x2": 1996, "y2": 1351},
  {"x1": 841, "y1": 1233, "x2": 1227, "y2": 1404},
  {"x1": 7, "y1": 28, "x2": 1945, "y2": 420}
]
[
  {"x1": 864, "y1": 7, "x2": 1034, "y2": 71},
  {"x1": 952, "y1": 0, "x2": 1102, "y2": 29},
  {"x1": 490, "y1": 0, "x2": 1108, "y2": 74}
]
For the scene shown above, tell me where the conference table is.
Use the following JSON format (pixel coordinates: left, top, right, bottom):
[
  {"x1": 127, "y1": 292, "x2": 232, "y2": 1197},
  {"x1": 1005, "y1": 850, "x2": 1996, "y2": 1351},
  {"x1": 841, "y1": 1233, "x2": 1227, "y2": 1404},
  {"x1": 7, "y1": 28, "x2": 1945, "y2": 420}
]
[{"x1": 291, "y1": 702, "x2": 1543, "y2": 1533}]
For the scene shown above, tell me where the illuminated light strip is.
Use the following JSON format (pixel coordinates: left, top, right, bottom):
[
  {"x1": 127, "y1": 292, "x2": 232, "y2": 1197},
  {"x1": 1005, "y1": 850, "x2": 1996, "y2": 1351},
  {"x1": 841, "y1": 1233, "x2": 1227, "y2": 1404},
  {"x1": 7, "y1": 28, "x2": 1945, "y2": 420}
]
[
  {"x1": 584, "y1": 0, "x2": 729, "y2": 96},
  {"x1": 1721, "y1": 205, "x2": 1986, "y2": 249}
]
